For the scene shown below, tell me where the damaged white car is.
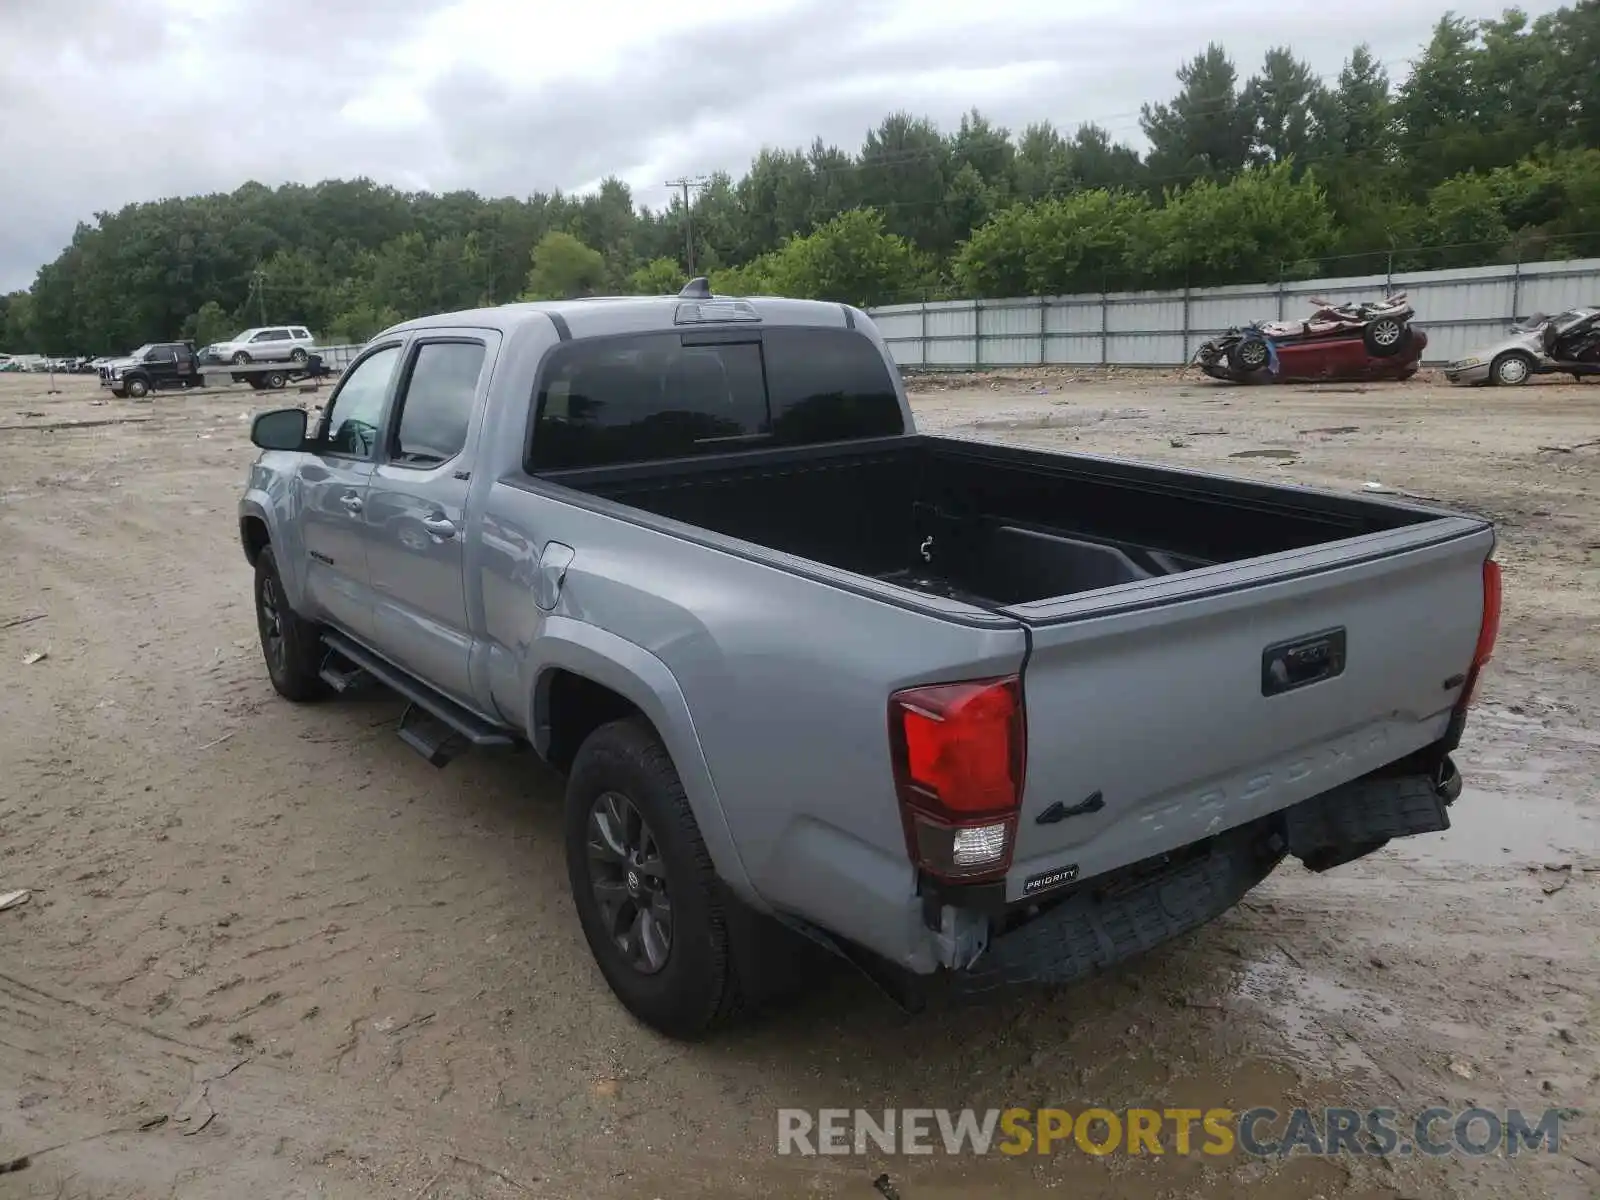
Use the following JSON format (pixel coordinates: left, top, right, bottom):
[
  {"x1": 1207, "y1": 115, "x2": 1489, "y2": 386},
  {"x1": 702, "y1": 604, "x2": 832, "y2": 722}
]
[{"x1": 1445, "y1": 307, "x2": 1600, "y2": 386}]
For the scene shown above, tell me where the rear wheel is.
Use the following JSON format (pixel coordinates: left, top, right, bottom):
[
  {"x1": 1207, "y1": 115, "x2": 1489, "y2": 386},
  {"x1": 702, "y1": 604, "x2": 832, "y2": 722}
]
[
  {"x1": 1364, "y1": 316, "x2": 1410, "y2": 357},
  {"x1": 565, "y1": 718, "x2": 744, "y2": 1039},
  {"x1": 254, "y1": 546, "x2": 330, "y2": 702},
  {"x1": 1492, "y1": 351, "x2": 1534, "y2": 386}
]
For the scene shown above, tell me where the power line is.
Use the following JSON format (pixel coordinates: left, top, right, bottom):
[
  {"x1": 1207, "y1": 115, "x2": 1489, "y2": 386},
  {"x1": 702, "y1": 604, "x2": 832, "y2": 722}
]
[{"x1": 664, "y1": 176, "x2": 710, "y2": 274}]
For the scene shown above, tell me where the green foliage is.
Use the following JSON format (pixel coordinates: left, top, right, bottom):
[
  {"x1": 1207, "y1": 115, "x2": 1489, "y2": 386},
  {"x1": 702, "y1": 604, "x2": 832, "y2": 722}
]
[
  {"x1": 9, "y1": 1, "x2": 1600, "y2": 352},
  {"x1": 1137, "y1": 163, "x2": 1338, "y2": 284},
  {"x1": 711, "y1": 210, "x2": 928, "y2": 306},
  {"x1": 185, "y1": 300, "x2": 234, "y2": 347},
  {"x1": 521, "y1": 231, "x2": 607, "y2": 301},
  {"x1": 1141, "y1": 44, "x2": 1254, "y2": 182},
  {"x1": 954, "y1": 189, "x2": 1154, "y2": 295},
  {"x1": 630, "y1": 257, "x2": 688, "y2": 295},
  {"x1": 2, "y1": 291, "x2": 34, "y2": 349},
  {"x1": 765, "y1": 209, "x2": 930, "y2": 306}
]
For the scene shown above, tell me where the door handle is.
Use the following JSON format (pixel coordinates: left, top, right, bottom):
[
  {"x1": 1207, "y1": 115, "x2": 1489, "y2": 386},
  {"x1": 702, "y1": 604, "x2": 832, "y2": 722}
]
[
  {"x1": 339, "y1": 493, "x2": 364, "y2": 513},
  {"x1": 421, "y1": 515, "x2": 457, "y2": 539}
]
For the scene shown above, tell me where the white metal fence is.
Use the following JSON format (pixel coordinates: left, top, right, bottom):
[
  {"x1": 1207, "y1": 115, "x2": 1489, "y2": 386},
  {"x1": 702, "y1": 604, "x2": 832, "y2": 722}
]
[
  {"x1": 866, "y1": 257, "x2": 1600, "y2": 370},
  {"x1": 310, "y1": 343, "x2": 363, "y2": 370}
]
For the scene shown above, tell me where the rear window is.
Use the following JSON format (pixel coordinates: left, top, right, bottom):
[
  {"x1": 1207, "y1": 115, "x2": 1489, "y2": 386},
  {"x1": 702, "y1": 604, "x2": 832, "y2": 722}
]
[{"x1": 528, "y1": 328, "x2": 903, "y2": 471}]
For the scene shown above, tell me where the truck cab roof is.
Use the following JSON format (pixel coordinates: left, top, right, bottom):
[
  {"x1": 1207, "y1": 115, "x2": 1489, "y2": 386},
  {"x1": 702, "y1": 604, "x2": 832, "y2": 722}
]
[{"x1": 379, "y1": 291, "x2": 860, "y2": 343}]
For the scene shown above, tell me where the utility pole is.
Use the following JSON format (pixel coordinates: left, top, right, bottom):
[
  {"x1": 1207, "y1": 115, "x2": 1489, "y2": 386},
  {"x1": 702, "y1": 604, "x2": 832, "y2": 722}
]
[
  {"x1": 245, "y1": 266, "x2": 267, "y2": 325},
  {"x1": 664, "y1": 176, "x2": 709, "y2": 275}
]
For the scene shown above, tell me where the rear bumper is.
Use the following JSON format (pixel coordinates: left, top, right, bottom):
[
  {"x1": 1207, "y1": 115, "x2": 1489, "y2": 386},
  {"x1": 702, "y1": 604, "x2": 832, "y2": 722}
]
[{"x1": 947, "y1": 759, "x2": 1458, "y2": 992}]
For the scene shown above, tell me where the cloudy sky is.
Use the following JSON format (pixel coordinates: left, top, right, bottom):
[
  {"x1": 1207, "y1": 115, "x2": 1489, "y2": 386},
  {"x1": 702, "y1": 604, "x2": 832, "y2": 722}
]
[{"x1": 0, "y1": 0, "x2": 1568, "y2": 290}]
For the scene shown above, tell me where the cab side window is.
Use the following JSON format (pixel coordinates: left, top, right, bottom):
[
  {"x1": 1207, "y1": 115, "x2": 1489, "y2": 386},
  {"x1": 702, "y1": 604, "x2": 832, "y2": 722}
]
[{"x1": 390, "y1": 341, "x2": 486, "y2": 465}]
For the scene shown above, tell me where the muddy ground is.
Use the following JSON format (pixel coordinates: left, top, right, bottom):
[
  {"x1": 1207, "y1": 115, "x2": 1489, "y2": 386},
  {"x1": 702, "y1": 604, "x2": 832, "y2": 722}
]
[{"x1": 0, "y1": 368, "x2": 1595, "y2": 1200}]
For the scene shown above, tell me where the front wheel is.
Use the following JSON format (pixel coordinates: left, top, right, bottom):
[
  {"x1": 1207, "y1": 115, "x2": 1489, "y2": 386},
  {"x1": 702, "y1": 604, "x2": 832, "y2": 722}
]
[
  {"x1": 126, "y1": 377, "x2": 150, "y2": 399},
  {"x1": 263, "y1": 370, "x2": 287, "y2": 390},
  {"x1": 289, "y1": 348, "x2": 309, "y2": 364},
  {"x1": 1492, "y1": 351, "x2": 1534, "y2": 386},
  {"x1": 232, "y1": 351, "x2": 251, "y2": 365},
  {"x1": 1228, "y1": 336, "x2": 1271, "y2": 374},
  {"x1": 565, "y1": 718, "x2": 744, "y2": 1039},
  {"x1": 254, "y1": 546, "x2": 330, "y2": 702}
]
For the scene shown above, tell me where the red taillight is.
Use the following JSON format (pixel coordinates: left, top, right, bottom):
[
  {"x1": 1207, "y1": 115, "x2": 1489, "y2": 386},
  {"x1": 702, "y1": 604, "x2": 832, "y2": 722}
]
[
  {"x1": 888, "y1": 676, "x2": 1025, "y2": 882},
  {"x1": 1457, "y1": 558, "x2": 1502, "y2": 712}
]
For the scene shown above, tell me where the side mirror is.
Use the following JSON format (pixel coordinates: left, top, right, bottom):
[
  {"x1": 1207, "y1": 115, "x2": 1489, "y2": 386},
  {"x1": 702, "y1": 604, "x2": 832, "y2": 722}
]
[{"x1": 251, "y1": 406, "x2": 309, "y2": 451}]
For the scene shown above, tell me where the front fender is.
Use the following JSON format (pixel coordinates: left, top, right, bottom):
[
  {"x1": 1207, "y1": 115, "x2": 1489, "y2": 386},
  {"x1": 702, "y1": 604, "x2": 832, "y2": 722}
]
[
  {"x1": 238, "y1": 456, "x2": 309, "y2": 610},
  {"x1": 526, "y1": 616, "x2": 758, "y2": 908}
]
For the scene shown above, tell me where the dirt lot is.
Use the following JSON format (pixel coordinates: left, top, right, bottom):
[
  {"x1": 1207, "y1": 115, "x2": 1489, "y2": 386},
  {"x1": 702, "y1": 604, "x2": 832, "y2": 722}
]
[{"x1": 0, "y1": 368, "x2": 1596, "y2": 1200}]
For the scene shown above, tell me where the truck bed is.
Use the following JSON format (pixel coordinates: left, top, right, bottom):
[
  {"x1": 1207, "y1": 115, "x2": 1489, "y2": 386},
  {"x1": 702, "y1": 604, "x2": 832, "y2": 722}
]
[
  {"x1": 536, "y1": 431, "x2": 1492, "y2": 906},
  {"x1": 537, "y1": 433, "x2": 1450, "y2": 612}
]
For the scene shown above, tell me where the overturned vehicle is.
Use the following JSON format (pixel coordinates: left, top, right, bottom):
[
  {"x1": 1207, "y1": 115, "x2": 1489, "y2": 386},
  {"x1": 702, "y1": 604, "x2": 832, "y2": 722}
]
[
  {"x1": 1444, "y1": 307, "x2": 1600, "y2": 386},
  {"x1": 1192, "y1": 293, "x2": 1425, "y2": 384}
]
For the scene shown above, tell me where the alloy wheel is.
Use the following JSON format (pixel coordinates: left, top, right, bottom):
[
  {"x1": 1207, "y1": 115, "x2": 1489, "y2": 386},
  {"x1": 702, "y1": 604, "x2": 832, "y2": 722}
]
[
  {"x1": 586, "y1": 791, "x2": 673, "y2": 975},
  {"x1": 258, "y1": 574, "x2": 286, "y2": 675}
]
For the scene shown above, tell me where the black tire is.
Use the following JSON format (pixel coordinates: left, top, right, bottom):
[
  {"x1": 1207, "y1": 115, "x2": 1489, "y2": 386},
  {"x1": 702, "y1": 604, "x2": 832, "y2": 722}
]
[
  {"x1": 289, "y1": 348, "x2": 309, "y2": 364},
  {"x1": 565, "y1": 718, "x2": 744, "y2": 1039},
  {"x1": 125, "y1": 376, "x2": 150, "y2": 399},
  {"x1": 1228, "y1": 336, "x2": 1271, "y2": 374},
  {"x1": 264, "y1": 370, "x2": 287, "y2": 390},
  {"x1": 1491, "y1": 351, "x2": 1535, "y2": 386},
  {"x1": 254, "y1": 546, "x2": 330, "y2": 702},
  {"x1": 232, "y1": 351, "x2": 251, "y2": 365},
  {"x1": 1363, "y1": 316, "x2": 1410, "y2": 357},
  {"x1": 248, "y1": 378, "x2": 265, "y2": 390}
]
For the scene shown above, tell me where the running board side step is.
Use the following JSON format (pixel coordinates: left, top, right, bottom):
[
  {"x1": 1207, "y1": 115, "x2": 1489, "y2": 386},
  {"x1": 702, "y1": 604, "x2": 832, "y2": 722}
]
[{"x1": 319, "y1": 630, "x2": 515, "y2": 767}]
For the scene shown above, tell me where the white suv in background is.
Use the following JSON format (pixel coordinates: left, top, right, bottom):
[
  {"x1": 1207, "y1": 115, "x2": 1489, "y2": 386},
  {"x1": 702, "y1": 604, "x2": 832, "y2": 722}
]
[{"x1": 209, "y1": 326, "x2": 316, "y2": 364}]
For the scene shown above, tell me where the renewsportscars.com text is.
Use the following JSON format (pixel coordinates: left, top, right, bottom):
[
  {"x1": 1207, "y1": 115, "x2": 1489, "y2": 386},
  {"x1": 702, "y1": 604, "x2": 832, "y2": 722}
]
[{"x1": 777, "y1": 1107, "x2": 1566, "y2": 1158}]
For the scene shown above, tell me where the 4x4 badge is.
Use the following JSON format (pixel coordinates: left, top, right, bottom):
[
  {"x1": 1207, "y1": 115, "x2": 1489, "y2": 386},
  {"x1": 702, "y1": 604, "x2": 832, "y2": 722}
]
[{"x1": 1036, "y1": 790, "x2": 1105, "y2": 824}]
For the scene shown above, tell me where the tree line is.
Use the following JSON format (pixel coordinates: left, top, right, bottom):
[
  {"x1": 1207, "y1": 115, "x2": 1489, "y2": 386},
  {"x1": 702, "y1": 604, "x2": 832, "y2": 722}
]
[{"x1": 4, "y1": 3, "x2": 1598, "y2": 354}]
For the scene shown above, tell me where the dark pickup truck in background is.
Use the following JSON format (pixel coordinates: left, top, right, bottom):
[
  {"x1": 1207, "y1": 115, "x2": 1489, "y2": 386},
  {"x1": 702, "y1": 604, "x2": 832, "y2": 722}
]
[
  {"x1": 98, "y1": 341, "x2": 205, "y2": 398},
  {"x1": 238, "y1": 281, "x2": 1501, "y2": 1038}
]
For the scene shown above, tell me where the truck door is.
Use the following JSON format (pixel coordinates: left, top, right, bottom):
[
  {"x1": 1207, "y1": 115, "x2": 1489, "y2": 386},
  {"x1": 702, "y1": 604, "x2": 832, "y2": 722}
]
[
  {"x1": 361, "y1": 333, "x2": 496, "y2": 704},
  {"x1": 143, "y1": 344, "x2": 177, "y2": 388},
  {"x1": 172, "y1": 342, "x2": 197, "y2": 387},
  {"x1": 298, "y1": 342, "x2": 403, "y2": 639}
]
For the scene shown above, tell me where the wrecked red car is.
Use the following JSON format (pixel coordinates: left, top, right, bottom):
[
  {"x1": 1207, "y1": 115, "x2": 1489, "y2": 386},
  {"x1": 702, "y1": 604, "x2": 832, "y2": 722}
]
[{"x1": 1192, "y1": 294, "x2": 1426, "y2": 383}]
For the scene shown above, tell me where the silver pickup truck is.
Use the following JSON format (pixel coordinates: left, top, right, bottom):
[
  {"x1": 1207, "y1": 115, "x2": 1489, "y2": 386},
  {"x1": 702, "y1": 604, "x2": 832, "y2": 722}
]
[{"x1": 238, "y1": 281, "x2": 1501, "y2": 1038}]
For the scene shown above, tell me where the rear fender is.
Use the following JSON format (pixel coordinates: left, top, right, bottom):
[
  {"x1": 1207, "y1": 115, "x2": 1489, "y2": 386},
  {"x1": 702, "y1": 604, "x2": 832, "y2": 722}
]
[{"x1": 527, "y1": 616, "x2": 758, "y2": 907}]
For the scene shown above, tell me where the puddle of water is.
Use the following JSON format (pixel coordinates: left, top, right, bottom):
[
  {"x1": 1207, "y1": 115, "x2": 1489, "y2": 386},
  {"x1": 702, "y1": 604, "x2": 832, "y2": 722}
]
[
  {"x1": 1233, "y1": 957, "x2": 1402, "y2": 1076},
  {"x1": 1230, "y1": 448, "x2": 1299, "y2": 459},
  {"x1": 1391, "y1": 767, "x2": 1593, "y2": 867}
]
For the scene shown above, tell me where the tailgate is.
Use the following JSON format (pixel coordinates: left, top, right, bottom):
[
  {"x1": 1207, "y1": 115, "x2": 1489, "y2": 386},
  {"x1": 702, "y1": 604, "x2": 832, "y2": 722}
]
[{"x1": 1003, "y1": 519, "x2": 1493, "y2": 902}]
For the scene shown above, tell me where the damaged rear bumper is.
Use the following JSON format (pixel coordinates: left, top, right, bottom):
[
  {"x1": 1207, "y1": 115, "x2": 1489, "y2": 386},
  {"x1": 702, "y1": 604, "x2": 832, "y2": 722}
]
[{"x1": 942, "y1": 758, "x2": 1460, "y2": 994}]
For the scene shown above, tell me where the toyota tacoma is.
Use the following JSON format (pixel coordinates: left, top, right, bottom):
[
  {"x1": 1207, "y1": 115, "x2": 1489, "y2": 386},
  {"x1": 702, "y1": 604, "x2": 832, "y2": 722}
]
[{"x1": 237, "y1": 281, "x2": 1501, "y2": 1038}]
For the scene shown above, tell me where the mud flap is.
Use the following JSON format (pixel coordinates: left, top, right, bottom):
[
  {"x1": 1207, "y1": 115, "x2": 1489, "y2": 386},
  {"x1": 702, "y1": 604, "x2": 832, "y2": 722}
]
[{"x1": 1283, "y1": 758, "x2": 1458, "y2": 873}]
